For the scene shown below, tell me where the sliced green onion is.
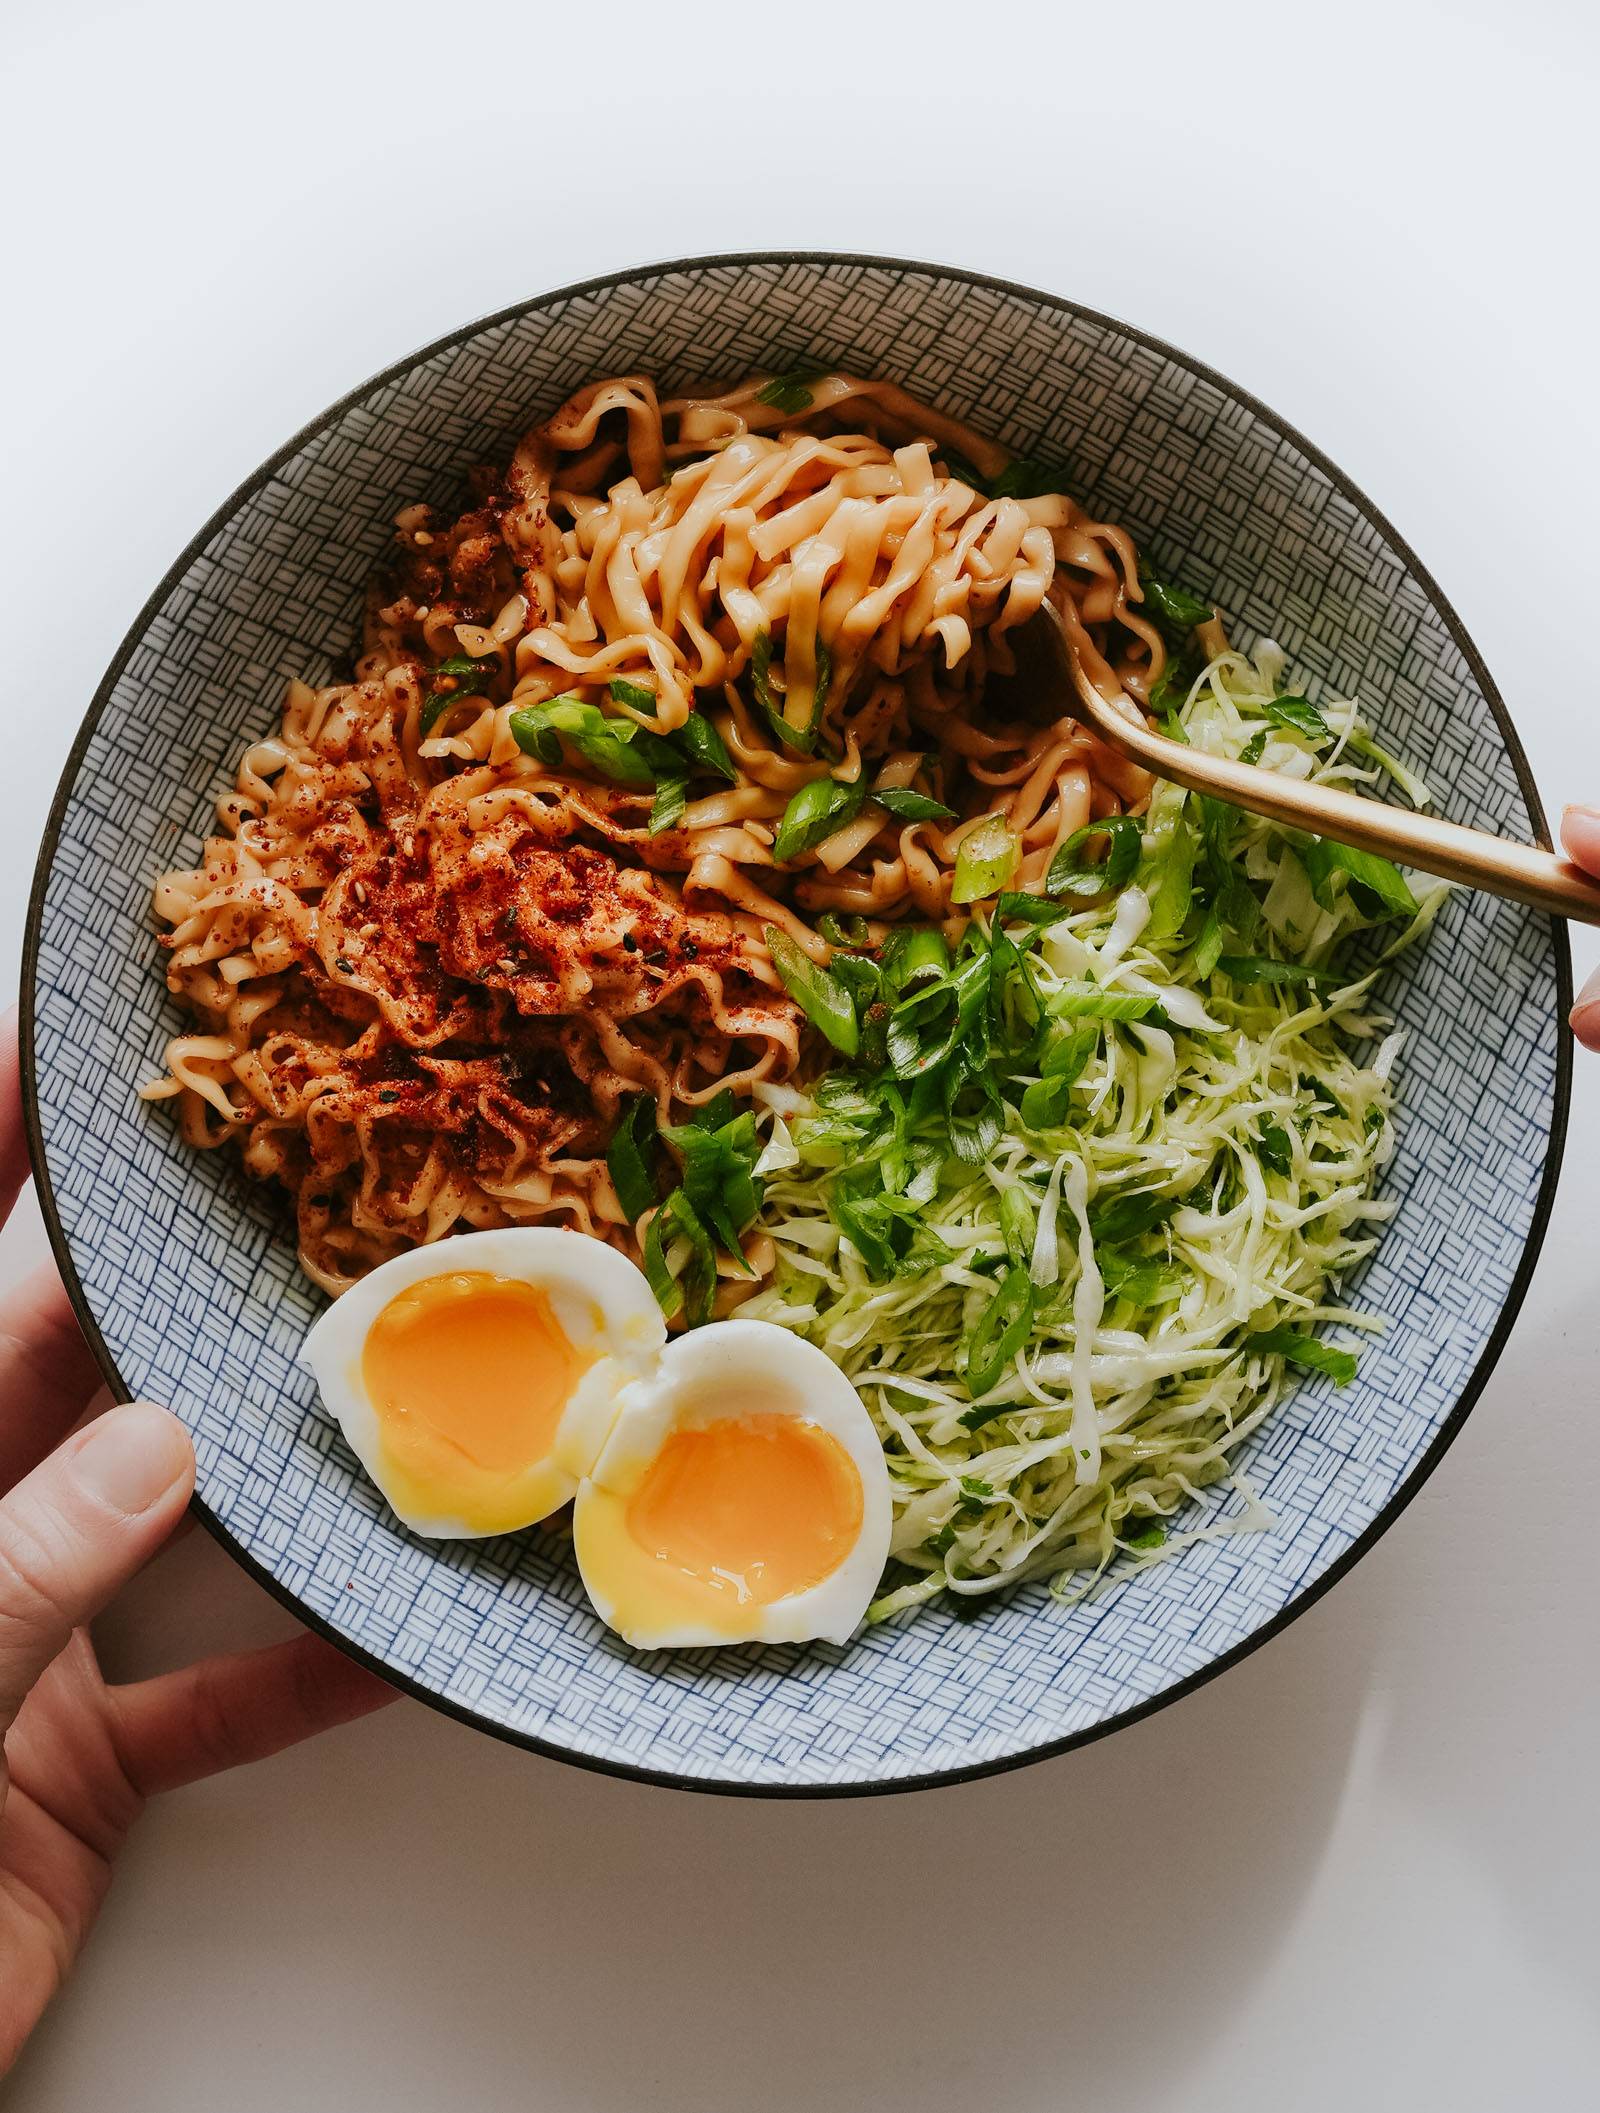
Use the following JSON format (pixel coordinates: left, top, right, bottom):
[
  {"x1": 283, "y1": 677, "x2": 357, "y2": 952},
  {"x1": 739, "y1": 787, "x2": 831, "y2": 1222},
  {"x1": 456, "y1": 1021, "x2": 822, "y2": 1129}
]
[
  {"x1": 1300, "y1": 1073, "x2": 1343, "y2": 1115},
  {"x1": 958, "y1": 1399, "x2": 1015, "y2": 1434},
  {"x1": 1140, "y1": 573, "x2": 1213, "y2": 633},
  {"x1": 1099, "y1": 1250, "x2": 1187, "y2": 1303},
  {"x1": 826, "y1": 1167, "x2": 955, "y2": 1281},
  {"x1": 965, "y1": 1263, "x2": 1035, "y2": 1396},
  {"x1": 994, "y1": 890, "x2": 1075, "y2": 929},
  {"x1": 885, "y1": 980, "x2": 956, "y2": 1078},
  {"x1": 1042, "y1": 1021, "x2": 1101, "y2": 1080},
  {"x1": 1088, "y1": 1188, "x2": 1176, "y2": 1245},
  {"x1": 421, "y1": 652, "x2": 496, "y2": 735},
  {"x1": 671, "y1": 710, "x2": 736, "y2": 782},
  {"x1": 608, "y1": 676, "x2": 660, "y2": 713},
  {"x1": 1262, "y1": 693, "x2": 1332, "y2": 742},
  {"x1": 598, "y1": 681, "x2": 737, "y2": 786},
  {"x1": 663, "y1": 1110, "x2": 762, "y2": 1263},
  {"x1": 1243, "y1": 1326, "x2": 1358, "y2": 1384},
  {"x1": 1049, "y1": 981, "x2": 1167, "y2": 1022},
  {"x1": 872, "y1": 787, "x2": 957, "y2": 823},
  {"x1": 606, "y1": 1093, "x2": 660, "y2": 1224},
  {"x1": 814, "y1": 637, "x2": 833, "y2": 718},
  {"x1": 508, "y1": 703, "x2": 563, "y2": 765},
  {"x1": 828, "y1": 951, "x2": 883, "y2": 1008},
  {"x1": 1296, "y1": 838, "x2": 1418, "y2": 921},
  {"x1": 939, "y1": 451, "x2": 1055, "y2": 501},
  {"x1": 1139, "y1": 782, "x2": 1196, "y2": 944},
  {"x1": 773, "y1": 774, "x2": 867, "y2": 862},
  {"x1": 509, "y1": 698, "x2": 655, "y2": 785},
  {"x1": 885, "y1": 951, "x2": 989, "y2": 1079},
  {"x1": 509, "y1": 695, "x2": 691, "y2": 789},
  {"x1": 1045, "y1": 815, "x2": 1143, "y2": 899},
  {"x1": 1257, "y1": 1119, "x2": 1294, "y2": 1175},
  {"x1": 649, "y1": 776, "x2": 689, "y2": 835},
  {"x1": 765, "y1": 925, "x2": 859, "y2": 1055},
  {"x1": 1019, "y1": 1074, "x2": 1070, "y2": 1129},
  {"x1": 565, "y1": 729, "x2": 654, "y2": 786},
  {"x1": 1192, "y1": 900, "x2": 1227, "y2": 979},
  {"x1": 1019, "y1": 1018, "x2": 1100, "y2": 1127},
  {"x1": 952, "y1": 814, "x2": 1019, "y2": 904},
  {"x1": 1147, "y1": 646, "x2": 1200, "y2": 723},
  {"x1": 987, "y1": 928, "x2": 1044, "y2": 1045},
  {"x1": 817, "y1": 910, "x2": 873, "y2": 948},
  {"x1": 643, "y1": 1189, "x2": 718, "y2": 1327},
  {"x1": 880, "y1": 925, "x2": 949, "y2": 999},
  {"x1": 812, "y1": 1074, "x2": 880, "y2": 1118},
  {"x1": 694, "y1": 1088, "x2": 738, "y2": 1133},
  {"x1": 999, "y1": 1186, "x2": 1035, "y2": 1266},
  {"x1": 749, "y1": 630, "x2": 785, "y2": 735},
  {"x1": 755, "y1": 368, "x2": 823, "y2": 415},
  {"x1": 988, "y1": 458, "x2": 1054, "y2": 499},
  {"x1": 1120, "y1": 1518, "x2": 1168, "y2": 1551},
  {"x1": 750, "y1": 629, "x2": 829, "y2": 754},
  {"x1": 944, "y1": 1065, "x2": 1004, "y2": 1165},
  {"x1": 831, "y1": 1184, "x2": 897, "y2": 1276}
]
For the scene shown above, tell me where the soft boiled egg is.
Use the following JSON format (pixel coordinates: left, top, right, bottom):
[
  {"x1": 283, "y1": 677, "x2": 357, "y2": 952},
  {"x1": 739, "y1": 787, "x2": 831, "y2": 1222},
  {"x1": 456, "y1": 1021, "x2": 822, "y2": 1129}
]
[
  {"x1": 300, "y1": 1227, "x2": 666, "y2": 1540},
  {"x1": 573, "y1": 1320, "x2": 892, "y2": 1649}
]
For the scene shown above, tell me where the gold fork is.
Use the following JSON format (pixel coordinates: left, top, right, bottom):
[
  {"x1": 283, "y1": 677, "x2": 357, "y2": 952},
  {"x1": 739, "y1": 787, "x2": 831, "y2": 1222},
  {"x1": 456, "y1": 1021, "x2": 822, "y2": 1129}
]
[{"x1": 1023, "y1": 602, "x2": 1600, "y2": 926}]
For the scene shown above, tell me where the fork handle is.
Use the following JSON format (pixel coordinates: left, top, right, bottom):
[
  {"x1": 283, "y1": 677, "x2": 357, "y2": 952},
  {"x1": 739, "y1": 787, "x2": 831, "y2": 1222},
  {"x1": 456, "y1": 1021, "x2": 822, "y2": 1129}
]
[{"x1": 1086, "y1": 700, "x2": 1600, "y2": 928}]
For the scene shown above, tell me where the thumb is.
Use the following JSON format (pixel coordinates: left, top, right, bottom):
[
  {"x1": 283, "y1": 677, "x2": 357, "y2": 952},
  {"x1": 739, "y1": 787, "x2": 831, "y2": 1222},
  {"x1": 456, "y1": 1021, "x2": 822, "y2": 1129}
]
[
  {"x1": 1560, "y1": 804, "x2": 1600, "y2": 879},
  {"x1": 0, "y1": 1403, "x2": 194, "y2": 1738}
]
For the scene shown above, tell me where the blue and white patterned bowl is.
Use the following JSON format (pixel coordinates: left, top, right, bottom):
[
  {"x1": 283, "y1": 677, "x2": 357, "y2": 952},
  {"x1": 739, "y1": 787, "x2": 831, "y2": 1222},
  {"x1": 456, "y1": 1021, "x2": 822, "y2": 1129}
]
[{"x1": 22, "y1": 255, "x2": 1571, "y2": 1794}]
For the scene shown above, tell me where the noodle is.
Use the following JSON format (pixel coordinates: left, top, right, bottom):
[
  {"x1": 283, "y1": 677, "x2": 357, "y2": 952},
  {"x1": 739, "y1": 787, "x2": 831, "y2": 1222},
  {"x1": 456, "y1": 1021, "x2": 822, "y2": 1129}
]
[{"x1": 147, "y1": 371, "x2": 1169, "y2": 1296}]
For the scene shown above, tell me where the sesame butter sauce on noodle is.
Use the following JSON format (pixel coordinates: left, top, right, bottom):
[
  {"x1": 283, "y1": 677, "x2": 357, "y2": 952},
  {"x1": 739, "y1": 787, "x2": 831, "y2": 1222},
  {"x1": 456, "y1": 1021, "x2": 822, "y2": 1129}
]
[{"x1": 144, "y1": 371, "x2": 1204, "y2": 1299}]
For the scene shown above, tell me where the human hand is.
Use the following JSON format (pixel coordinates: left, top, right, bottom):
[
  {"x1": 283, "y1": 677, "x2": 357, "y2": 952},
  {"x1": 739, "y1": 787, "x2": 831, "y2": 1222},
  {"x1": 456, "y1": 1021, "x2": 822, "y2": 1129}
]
[
  {"x1": 0, "y1": 1018, "x2": 394, "y2": 2074},
  {"x1": 1565, "y1": 807, "x2": 1600, "y2": 1050}
]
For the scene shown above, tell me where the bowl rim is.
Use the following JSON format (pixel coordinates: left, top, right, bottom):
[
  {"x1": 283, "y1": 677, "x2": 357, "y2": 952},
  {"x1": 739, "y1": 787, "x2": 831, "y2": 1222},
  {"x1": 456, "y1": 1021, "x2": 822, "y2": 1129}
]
[{"x1": 20, "y1": 248, "x2": 1574, "y2": 1799}]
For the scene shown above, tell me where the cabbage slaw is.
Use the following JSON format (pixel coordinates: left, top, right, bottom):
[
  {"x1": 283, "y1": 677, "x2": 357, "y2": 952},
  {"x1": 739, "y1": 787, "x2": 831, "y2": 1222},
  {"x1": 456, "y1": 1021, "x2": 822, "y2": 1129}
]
[{"x1": 740, "y1": 642, "x2": 1444, "y2": 1618}]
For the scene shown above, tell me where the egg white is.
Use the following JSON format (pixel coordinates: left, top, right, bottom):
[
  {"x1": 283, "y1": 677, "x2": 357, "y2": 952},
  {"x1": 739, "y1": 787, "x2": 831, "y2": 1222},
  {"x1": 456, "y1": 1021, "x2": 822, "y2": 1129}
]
[
  {"x1": 573, "y1": 1319, "x2": 892, "y2": 1649},
  {"x1": 301, "y1": 1227, "x2": 666, "y2": 1540}
]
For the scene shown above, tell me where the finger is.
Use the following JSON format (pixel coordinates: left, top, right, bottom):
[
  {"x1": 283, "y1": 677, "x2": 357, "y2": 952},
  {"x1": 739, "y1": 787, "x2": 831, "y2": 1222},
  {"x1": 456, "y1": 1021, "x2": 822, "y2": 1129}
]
[
  {"x1": 111, "y1": 1632, "x2": 396, "y2": 1796},
  {"x1": 0, "y1": 1403, "x2": 193, "y2": 1739},
  {"x1": 0, "y1": 1009, "x2": 30, "y2": 1232},
  {"x1": 1560, "y1": 804, "x2": 1600, "y2": 877},
  {"x1": 0, "y1": 1263, "x2": 107, "y2": 1493},
  {"x1": 1560, "y1": 813, "x2": 1600, "y2": 1051},
  {"x1": 1573, "y1": 962, "x2": 1600, "y2": 1052}
]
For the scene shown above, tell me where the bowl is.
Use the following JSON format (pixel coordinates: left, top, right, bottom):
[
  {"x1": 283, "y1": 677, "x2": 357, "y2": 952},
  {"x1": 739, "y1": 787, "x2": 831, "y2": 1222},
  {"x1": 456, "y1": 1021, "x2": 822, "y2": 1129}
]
[{"x1": 22, "y1": 253, "x2": 1572, "y2": 1795}]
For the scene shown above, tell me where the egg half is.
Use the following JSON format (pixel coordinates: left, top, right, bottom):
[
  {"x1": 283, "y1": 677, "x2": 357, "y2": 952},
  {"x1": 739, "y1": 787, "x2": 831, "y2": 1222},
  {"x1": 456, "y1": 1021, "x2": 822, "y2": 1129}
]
[
  {"x1": 301, "y1": 1230, "x2": 892, "y2": 1649},
  {"x1": 300, "y1": 1227, "x2": 666, "y2": 1539},
  {"x1": 574, "y1": 1320, "x2": 892, "y2": 1649}
]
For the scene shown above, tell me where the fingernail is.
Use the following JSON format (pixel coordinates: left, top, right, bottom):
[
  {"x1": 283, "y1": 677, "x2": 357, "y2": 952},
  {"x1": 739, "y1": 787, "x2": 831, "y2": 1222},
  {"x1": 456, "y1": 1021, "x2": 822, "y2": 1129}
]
[
  {"x1": 1563, "y1": 804, "x2": 1600, "y2": 822},
  {"x1": 73, "y1": 1403, "x2": 193, "y2": 1514}
]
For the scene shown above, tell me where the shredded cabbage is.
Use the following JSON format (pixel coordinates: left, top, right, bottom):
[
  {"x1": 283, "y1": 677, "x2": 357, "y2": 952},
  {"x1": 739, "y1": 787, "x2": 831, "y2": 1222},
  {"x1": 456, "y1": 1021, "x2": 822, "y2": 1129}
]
[{"x1": 740, "y1": 644, "x2": 1442, "y2": 1621}]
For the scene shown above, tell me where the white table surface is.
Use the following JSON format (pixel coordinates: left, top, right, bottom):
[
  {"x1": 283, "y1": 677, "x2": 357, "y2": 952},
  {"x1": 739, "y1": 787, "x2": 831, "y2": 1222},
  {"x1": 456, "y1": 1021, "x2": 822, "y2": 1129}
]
[{"x1": 4, "y1": 2, "x2": 1597, "y2": 2105}]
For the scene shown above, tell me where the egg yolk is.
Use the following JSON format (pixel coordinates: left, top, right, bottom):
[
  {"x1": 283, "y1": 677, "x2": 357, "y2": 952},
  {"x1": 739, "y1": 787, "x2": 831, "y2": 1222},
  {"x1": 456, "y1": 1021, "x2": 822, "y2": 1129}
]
[
  {"x1": 361, "y1": 1271, "x2": 593, "y2": 1534},
  {"x1": 624, "y1": 1414, "x2": 863, "y2": 1607}
]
